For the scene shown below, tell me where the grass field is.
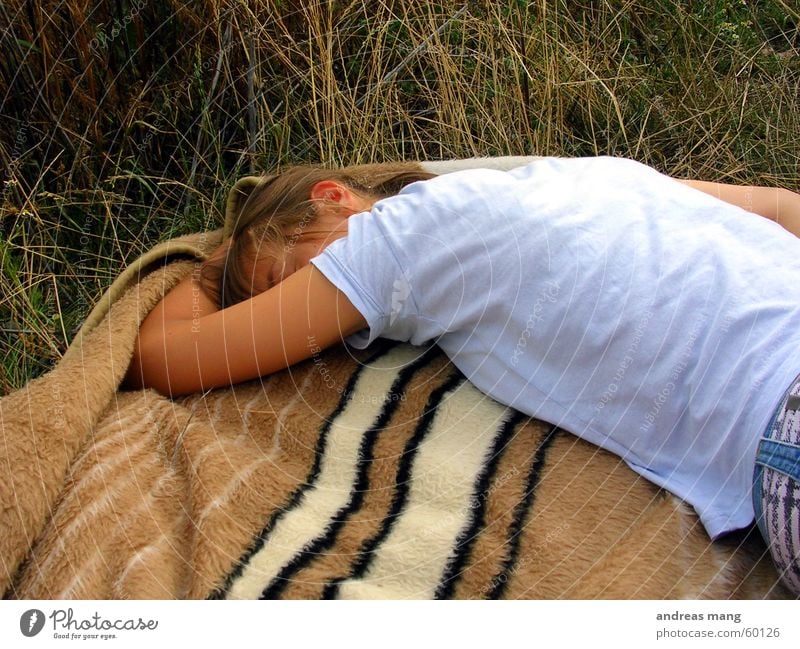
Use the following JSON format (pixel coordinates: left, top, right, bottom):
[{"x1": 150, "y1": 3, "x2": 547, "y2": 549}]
[{"x1": 1, "y1": 0, "x2": 798, "y2": 393}]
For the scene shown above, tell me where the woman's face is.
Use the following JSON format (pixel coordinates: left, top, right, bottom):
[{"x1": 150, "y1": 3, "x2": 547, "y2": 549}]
[
  {"x1": 253, "y1": 232, "x2": 333, "y2": 292},
  {"x1": 246, "y1": 184, "x2": 375, "y2": 294}
]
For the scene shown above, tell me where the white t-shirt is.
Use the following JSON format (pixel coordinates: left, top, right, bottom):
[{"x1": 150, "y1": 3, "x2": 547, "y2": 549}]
[{"x1": 309, "y1": 156, "x2": 800, "y2": 539}]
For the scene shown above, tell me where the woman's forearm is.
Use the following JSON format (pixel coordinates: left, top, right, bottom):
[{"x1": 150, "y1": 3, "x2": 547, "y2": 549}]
[
  {"x1": 678, "y1": 179, "x2": 800, "y2": 238},
  {"x1": 124, "y1": 264, "x2": 367, "y2": 397},
  {"x1": 774, "y1": 188, "x2": 800, "y2": 238},
  {"x1": 122, "y1": 255, "x2": 224, "y2": 391}
]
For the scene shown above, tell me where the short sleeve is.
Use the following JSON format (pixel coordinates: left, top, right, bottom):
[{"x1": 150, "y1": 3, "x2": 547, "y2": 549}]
[{"x1": 309, "y1": 210, "x2": 420, "y2": 349}]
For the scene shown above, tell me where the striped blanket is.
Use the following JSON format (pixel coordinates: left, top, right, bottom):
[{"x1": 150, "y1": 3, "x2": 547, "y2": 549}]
[{"x1": 0, "y1": 158, "x2": 790, "y2": 599}]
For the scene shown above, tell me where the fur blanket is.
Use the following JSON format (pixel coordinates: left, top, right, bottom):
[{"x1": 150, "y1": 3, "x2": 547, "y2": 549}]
[{"x1": 0, "y1": 157, "x2": 790, "y2": 599}]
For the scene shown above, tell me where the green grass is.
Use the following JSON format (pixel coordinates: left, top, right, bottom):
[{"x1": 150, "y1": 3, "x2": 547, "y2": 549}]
[{"x1": 1, "y1": 0, "x2": 798, "y2": 393}]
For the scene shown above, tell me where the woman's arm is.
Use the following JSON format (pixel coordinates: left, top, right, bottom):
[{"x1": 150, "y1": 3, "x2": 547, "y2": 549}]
[
  {"x1": 121, "y1": 268, "x2": 217, "y2": 391},
  {"x1": 677, "y1": 179, "x2": 800, "y2": 237},
  {"x1": 122, "y1": 264, "x2": 368, "y2": 397}
]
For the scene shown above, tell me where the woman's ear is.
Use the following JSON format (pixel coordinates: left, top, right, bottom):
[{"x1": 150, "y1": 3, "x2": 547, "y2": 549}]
[
  {"x1": 310, "y1": 180, "x2": 373, "y2": 214},
  {"x1": 310, "y1": 180, "x2": 347, "y2": 203}
]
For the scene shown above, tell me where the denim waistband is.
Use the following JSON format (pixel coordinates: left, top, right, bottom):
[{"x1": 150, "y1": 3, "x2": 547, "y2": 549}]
[{"x1": 752, "y1": 370, "x2": 800, "y2": 541}]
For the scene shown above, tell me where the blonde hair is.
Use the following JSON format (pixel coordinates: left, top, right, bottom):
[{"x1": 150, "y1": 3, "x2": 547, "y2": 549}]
[{"x1": 199, "y1": 163, "x2": 436, "y2": 309}]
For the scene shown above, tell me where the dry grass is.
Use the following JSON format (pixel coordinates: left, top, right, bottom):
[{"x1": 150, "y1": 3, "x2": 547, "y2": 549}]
[{"x1": 1, "y1": 0, "x2": 799, "y2": 392}]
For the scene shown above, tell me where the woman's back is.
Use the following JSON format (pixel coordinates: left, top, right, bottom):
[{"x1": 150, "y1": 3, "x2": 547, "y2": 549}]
[{"x1": 308, "y1": 155, "x2": 800, "y2": 540}]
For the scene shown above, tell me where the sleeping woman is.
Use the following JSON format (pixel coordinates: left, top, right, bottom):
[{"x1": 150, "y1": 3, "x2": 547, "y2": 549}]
[{"x1": 122, "y1": 157, "x2": 800, "y2": 594}]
